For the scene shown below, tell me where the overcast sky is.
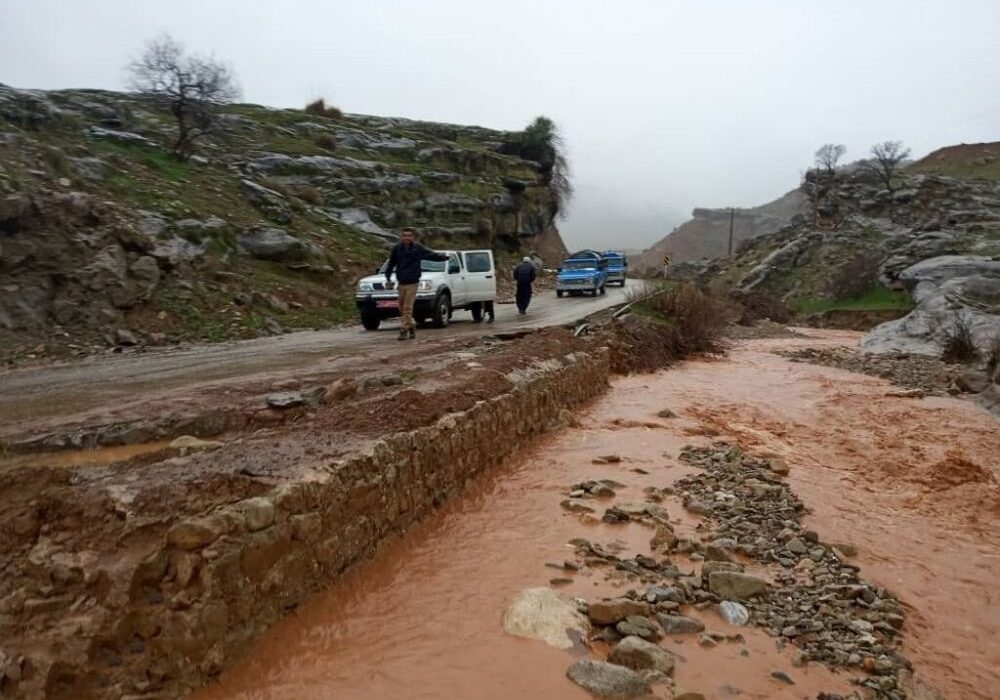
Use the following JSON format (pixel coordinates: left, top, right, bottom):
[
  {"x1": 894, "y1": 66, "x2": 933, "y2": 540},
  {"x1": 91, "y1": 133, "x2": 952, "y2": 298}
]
[{"x1": 3, "y1": 0, "x2": 999, "y2": 249}]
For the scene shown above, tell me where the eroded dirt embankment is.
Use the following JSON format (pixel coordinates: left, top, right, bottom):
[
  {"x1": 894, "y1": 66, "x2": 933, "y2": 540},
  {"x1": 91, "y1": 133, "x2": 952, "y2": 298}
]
[
  {"x1": 0, "y1": 328, "x2": 610, "y2": 699},
  {"x1": 192, "y1": 329, "x2": 998, "y2": 700}
]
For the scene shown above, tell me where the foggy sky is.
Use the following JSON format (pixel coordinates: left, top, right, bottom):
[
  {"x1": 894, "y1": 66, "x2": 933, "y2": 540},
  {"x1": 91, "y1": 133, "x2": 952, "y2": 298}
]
[{"x1": 3, "y1": 0, "x2": 999, "y2": 250}]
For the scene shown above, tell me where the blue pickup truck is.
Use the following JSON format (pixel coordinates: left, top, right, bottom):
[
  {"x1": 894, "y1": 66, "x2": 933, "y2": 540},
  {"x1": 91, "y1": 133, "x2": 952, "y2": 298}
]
[
  {"x1": 555, "y1": 249, "x2": 608, "y2": 298},
  {"x1": 602, "y1": 250, "x2": 628, "y2": 287}
]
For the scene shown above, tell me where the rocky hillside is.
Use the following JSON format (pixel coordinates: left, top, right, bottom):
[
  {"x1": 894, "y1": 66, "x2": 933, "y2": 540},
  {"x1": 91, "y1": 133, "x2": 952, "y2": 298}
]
[
  {"x1": 635, "y1": 189, "x2": 807, "y2": 271},
  {"x1": 684, "y1": 148, "x2": 1000, "y2": 368},
  {"x1": 0, "y1": 85, "x2": 568, "y2": 363}
]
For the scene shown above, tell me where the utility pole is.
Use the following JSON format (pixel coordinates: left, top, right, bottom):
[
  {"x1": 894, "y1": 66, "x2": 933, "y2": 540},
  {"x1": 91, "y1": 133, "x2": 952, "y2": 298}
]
[{"x1": 728, "y1": 207, "x2": 735, "y2": 257}]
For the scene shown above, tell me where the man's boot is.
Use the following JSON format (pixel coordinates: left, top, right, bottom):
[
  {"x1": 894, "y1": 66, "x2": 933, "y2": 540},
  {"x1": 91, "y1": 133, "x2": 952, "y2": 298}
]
[
  {"x1": 408, "y1": 328, "x2": 416, "y2": 339},
  {"x1": 397, "y1": 329, "x2": 407, "y2": 341}
]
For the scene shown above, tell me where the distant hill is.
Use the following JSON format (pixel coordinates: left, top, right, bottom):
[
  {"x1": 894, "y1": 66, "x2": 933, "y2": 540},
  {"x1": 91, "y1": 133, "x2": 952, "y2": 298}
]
[
  {"x1": 907, "y1": 141, "x2": 1000, "y2": 181},
  {"x1": 636, "y1": 188, "x2": 808, "y2": 271}
]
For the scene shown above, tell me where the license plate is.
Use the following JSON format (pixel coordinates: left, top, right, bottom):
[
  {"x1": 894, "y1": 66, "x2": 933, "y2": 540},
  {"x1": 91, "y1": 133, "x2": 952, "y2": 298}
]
[{"x1": 376, "y1": 300, "x2": 398, "y2": 309}]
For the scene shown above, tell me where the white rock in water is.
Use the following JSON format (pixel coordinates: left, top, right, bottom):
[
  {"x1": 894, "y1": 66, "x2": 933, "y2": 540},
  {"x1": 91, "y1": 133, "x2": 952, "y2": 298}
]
[
  {"x1": 718, "y1": 600, "x2": 750, "y2": 626},
  {"x1": 502, "y1": 587, "x2": 591, "y2": 650}
]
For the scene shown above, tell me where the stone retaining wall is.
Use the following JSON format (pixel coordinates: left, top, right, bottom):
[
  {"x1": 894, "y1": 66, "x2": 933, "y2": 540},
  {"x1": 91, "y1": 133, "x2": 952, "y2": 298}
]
[{"x1": 10, "y1": 348, "x2": 609, "y2": 699}]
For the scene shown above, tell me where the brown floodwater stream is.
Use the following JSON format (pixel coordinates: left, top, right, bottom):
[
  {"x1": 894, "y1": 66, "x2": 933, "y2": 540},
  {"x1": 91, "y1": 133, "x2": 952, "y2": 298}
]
[{"x1": 194, "y1": 330, "x2": 1000, "y2": 700}]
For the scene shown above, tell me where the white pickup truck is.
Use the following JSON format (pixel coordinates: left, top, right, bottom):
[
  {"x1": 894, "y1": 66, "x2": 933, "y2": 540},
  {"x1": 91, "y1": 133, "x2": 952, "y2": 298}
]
[{"x1": 355, "y1": 249, "x2": 497, "y2": 330}]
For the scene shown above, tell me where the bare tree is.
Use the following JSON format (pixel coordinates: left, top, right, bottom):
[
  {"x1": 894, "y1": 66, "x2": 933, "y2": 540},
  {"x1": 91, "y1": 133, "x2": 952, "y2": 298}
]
[
  {"x1": 814, "y1": 143, "x2": 846, "y2": 177},
  {"x1": 127, "y1": 34, "x2": 240, "y2": 160},
  {"x1": 863, "y1": 140, "x2": 911, "y2": 192}
]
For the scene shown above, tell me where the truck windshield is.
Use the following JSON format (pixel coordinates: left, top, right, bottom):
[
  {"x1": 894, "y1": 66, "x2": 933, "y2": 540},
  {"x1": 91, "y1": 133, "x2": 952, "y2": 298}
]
[
  {"x1": 563, "y1": 260, "x2": 597, "y2": 270},
  {"x1": 379, "y1": 258, "x2": 447, "y2": 273}
]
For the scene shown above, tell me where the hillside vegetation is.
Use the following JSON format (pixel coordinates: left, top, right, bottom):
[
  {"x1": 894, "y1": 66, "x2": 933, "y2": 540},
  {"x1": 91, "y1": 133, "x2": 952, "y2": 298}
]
[{"x1": 0, "y1": 85, "x2": 568, "y2": 362}]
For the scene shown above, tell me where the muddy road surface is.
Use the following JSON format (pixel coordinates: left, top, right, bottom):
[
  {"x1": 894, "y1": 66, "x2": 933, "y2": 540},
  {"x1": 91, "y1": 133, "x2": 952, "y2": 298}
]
[
  {"x1": 0, "y1": 285, "x2": 632, "y2": 444},
  {"x1": 194, "y1": 329, "x2": 999, "y2": 700}
]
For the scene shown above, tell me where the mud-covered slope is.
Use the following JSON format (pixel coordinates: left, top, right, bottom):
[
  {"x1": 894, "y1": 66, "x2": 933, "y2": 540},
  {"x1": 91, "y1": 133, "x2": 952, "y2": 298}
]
[
  {"x1": 0, "y1": 85, "x2": 568, "y2": 362},
  {"x1": 636, "y1": 189, "x2": 807, "y2": 270}
]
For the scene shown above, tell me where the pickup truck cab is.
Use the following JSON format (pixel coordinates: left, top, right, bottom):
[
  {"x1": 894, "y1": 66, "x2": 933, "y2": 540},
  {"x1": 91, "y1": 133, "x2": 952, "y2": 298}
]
[
  {"x1": 555, "y1": 249, "x2": 608, "y2": 298},
  {"x1": 602, "y1": 250, "x2": 628, "y2": 286},
  {"x1": 355, "y1": 249, "x2": 496, "y2": 330}
]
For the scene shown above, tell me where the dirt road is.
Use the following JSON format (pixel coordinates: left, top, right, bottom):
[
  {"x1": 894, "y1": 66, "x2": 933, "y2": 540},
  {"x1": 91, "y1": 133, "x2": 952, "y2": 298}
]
[
  {"x1": 0, "y1": 285, "x2": 631, "y2": 441},
  {"x1": 194, "y1": 329, "x2": 999, "y2": 700}
]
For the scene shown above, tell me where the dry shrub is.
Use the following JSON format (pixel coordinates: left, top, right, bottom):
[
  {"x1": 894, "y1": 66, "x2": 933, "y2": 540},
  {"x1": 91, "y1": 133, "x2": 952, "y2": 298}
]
[
  {"x1": 294, "y1": 184, "x2": 324, "y2": 206},
  {"x1": 304, "y1": 98, "x2": 343, "y2": 120},
  {"x1": 733, "y1": 291, "x2": 791, "y2": 325},
  {"x1": 41, "y1": 145, "x2": 70, "y2": 174},
  {"x1": 939, "y1": 315, "x2": 979, "y2": 364},
  {"x1": 257, "y1": 176, "x2": 290, "y2": 196},
  {"x1": 609, "y1": 284, "x2": 732, "y2": 373},
  {"x1": 987, "y1": 335, "x2": 1000, "y2": 378},
  {"x1": 313, "y1": 132, "x2": 337, "y2": 151}
]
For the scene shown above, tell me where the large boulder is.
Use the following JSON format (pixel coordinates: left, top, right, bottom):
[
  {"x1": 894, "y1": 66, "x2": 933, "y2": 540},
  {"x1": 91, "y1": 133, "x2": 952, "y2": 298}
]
[
  {"x1": 566, "y1": 660, "x2": 651, "y2": 699},
  {"x1": 501, "y1": 587, "x2": 590, "y2": 650},
  {"x1": 862, "y1": 255, "x2": 1000, "y2": 357},
  {"x1": 237, "y1": 227, "x2": 316, "y2": 262}
]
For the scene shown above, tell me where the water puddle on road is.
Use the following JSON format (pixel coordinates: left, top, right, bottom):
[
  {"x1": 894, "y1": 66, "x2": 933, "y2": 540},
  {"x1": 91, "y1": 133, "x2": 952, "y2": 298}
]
[
  {"x1": 0, "y1": 441, "x2": 172, "y2": 469},
  {"x1": 194, "y1": 332, "x2": 1000, "y2": 700}
]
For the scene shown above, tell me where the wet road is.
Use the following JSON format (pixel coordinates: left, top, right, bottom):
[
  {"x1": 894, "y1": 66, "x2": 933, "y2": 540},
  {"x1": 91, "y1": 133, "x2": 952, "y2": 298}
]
[{"x1": 0, "y1": 285, "x2": 631, "y2": 428}]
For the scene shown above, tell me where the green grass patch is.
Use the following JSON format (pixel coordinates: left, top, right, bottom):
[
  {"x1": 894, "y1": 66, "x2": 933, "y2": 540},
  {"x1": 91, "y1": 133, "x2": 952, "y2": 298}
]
[
  {"x1": 908, "y1": 161, "x2": 1000, "y2": 182},
  {"x1": 791, "y1": 284, "x2": 914, "y2": 314}
]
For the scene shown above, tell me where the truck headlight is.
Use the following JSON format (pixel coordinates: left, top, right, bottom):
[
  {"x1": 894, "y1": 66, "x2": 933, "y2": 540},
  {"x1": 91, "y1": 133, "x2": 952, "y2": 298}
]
[
  {"x1": 418, "y1": 280, "x2": 435, "y2": 292},
  {"x1": 358, "y1": 281, "x2": 373, "y2": 293}
]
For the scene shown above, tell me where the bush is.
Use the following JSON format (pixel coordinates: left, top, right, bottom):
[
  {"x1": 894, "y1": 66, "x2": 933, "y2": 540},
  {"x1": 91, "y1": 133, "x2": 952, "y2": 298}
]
[
  {"x1": 313, "y1": 132, "x2": 337, "y2": 151},
  {"x1": 733, "y1": 291, "x2": 791, "y2": 325},
  {"x1": 939, "y1": 315, "x2": 980, "y2": 364},
  {"x1": 828, "y1": 251, "x2": 882, "y2": 300},
  {"x1": 304, "y1": 98, "x2": 343, "y2": 120},
  {"x1": 610, "y1": 284, "x2": 732, "y2": 372}
]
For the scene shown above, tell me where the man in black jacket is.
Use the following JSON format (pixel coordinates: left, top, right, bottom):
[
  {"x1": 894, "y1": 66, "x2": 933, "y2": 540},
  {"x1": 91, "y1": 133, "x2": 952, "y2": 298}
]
[
  {"x1": 512, "y1": 256, "x2": 537, "y2": 315},
  {"x1": 385, "y1": 227, "x2": 448, "y2": 340}
]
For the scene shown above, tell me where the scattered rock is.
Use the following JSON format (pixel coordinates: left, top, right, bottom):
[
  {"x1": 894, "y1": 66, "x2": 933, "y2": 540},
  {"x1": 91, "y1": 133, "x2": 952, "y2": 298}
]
[
  {"x1": 656, "y1": 613, "x2": 705, "y2": 635},
  {"x1": 502, "y1": 587, "x2": 591, "y2": 650},
  {"x1": 608, "y1": 636, "x2": 675, "y2": 675},
  {"x1": 588, "y1": 598, "x2": 649, "y2": 626},
  {"x1": 616, "y1": 614, "x2": 661, "y2": 640},
  {"x1": 707, "y1": 571, "x2": 768, "y2": 600},
  {"x1": 718, "y1": 601, "x2": 749, "y2": 626},
  {"x1": 115, "y1": 328, "x2": 138, "y2": 346},
  {"x1": 326, "y1": 377, "x2": 358, "y2": 401},
  {"x1": 656, "y1": 408, "x2": 676, "y2": 419},
  {"x1": 566, "y1": 660, "x2": 651, "y2": 699},
  {"x1": 770, "y1": 671, "x2": 794, "y2": 685},
  {"x1": 769, "y1": 458, "x2": 790, "y2": 476}
]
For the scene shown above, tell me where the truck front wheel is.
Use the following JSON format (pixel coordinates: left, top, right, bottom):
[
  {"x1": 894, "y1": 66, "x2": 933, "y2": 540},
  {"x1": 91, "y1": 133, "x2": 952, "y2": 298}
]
[
  {"x1": 556, "y1": 290, "x2": 564, "y2": 298},
  {"x1": 360, "y1": 311, "x2": 381, "y2": 330},
  {"x1": 432, "y1": 291, "x2": 451, "y2": 328}
]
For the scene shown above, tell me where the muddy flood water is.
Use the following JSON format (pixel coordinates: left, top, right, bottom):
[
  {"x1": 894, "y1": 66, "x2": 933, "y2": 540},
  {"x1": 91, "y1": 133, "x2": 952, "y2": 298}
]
[{"x1": 193, "y1": 330, "x2": 999, "y2": 700}]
